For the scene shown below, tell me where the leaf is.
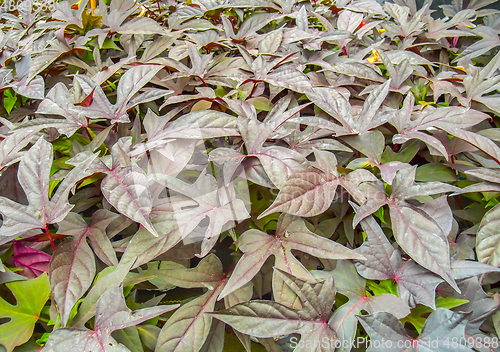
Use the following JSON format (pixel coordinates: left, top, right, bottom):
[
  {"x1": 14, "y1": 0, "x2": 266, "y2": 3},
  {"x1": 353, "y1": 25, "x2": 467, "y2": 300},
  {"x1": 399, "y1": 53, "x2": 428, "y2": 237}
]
[
  {"x1": 48, "y1": 152, "x2": 100, "y2": 224},
  {"x1": 49, "y1": 233, "x2": 96, "y2": 327},
  {"x1": 199, "y1": 319, "x2": 225, "y2": 352},
  {"x1": 353, "y1": 214, "x2": 403, "y2": 281},
  {"x1": 440, "y1": 277, "x2": 499, "y2": 336},
  {"x1": 152, "y1": 110, "x2": 240, "y2": 140},
  {"x1": 325, "y1": 63, "x2": 384, "y2": 83},
  {"x1": 328, "y1": 261, "x2": 410, "y2": 352},
  {"x1": 141, "y1": 254, "x2": 225, "y2": 290},
  {"x1": 306, "y1": 87, "x2": 355, "y2": 134},
  {"x1": 465, "y1": 167, "x2": 500, "y2": 184},
  {"x1": 0, "y1": 273, "x2": 50, "y2": 352},
  {"x1": 209, "y1": 96, "x2": 309, "y2": 188},
  {"x1": 35, "y1": 82, "x2": 88, "y2": 133},
  {"x1": 353, "y1": 213, "x2": 445, "y2": 309},
  {"x1": 357, "y1": 309, "x2": 473, "y2": 352},
  {"x1": 451, "y1": 260, "x2": 500, "y2": 280},
  {"x1": 476, "y1": 203, "x2": 500, "y2": 267},
  {"x1": 337, "y1": 10, "x2": 364, "y2": 32},
  {"x1": 391, "y1": 103, "x2": 489, "y2": 159},
  {"x1": 102, "y1": 141, "x2": 156, "y2": 236},
  {"x1": 13, "y1": 241, "x2": 51, "y2": 279},
  {"x1": 419, "y1": 196, "x2": 453, "y2": 237},
  {"x1": 152, "y1": 171, "x2": 250, "y2": 256},
  {"x1": 155, "y1": 255, "x2": 225, "y2": 352},
  {"x1": 0, "y1": 138, "x2": 97, "y2": 244},
  {"x1": 439, "y1": 127, "x2": 500, "y2": 166},
  {"x1": 259, "y1": 28, "x2": 283, "y2": 53},
  {"x1": 212, "y1": 268, "x2": 339, "y2": 352},
  {"x1": 342, "y1": 130, "x2": 385, "y2": 164},
  {"x1": 86, "y1": 65, "x2": 164, "y2": 123},
  {"x1": 113, "y1": 326, "x2": 144, "y2": 352},
  {"x1": 457, "y1": 26, "x2": 500, "y2": 62},
  {"x1": 119, "y1": 216, "x2": 190, "y2": 270},
  {"x1": 389, "y1": 204, "x2": 458, "y2": 290},
  {"x1": 155, "y1": 287, "x2": 224, "y2": 352},
  {"x1": 357, "y1": 80, "x2": 392, "y2": 134},
  {"x1": 258, "y1": 150, "x2": 377, "y2": 218},
  {"x1": 70, "y1": 262, "x2": 134, "y2": 328},
  {"x1": 219, "y1": 214, "x2": 364, "y2": 300},
  {"x1": 415, "y1": 163, "x2": 458, "y2": 182},
  {"x1": 137, "y1": 325, "x2": 160, "y2": 351},
  {"x1": 56, "y1": 210, "x2": 120, "y2": 266},
  {"x1": 354, "y1": 166, "x2": 460, "y2": 292},
  {"x1": 42, "y1": 286, "x2": 179, "y2": 352},
  {"x1": 0, "y1": 129, "x2": 36, "y2": 171}
]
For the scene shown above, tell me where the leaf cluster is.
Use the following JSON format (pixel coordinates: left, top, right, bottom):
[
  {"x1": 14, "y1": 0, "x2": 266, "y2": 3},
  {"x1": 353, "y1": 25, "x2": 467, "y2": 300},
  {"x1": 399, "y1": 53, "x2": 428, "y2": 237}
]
[{"x1": 1, "y1": 0, "x2": 500, "y2": 351}]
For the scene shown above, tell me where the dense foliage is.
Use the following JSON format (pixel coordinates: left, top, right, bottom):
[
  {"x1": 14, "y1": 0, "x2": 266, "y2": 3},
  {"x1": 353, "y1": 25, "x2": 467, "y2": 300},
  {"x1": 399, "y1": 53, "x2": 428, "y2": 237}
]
[{"x1": 1, "y1": 0, "x2": 500, "y2": 351}]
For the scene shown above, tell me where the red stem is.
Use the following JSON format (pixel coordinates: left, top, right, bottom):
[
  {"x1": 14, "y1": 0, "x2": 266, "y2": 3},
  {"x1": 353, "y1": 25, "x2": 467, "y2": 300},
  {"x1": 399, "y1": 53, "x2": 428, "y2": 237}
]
[{"x1": 45, "y1": 225, "x2": 56, "y2": 251}]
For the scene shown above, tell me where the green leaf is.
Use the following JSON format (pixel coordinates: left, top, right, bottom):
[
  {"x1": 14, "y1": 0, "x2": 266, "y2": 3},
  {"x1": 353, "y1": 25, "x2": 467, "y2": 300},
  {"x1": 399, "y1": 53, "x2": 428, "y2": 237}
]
[
  {"x1": 0, "y1": 273, "x2": 50, "y2": 352},
  {"x1": 434, "y1": 296, "x2": 469, "y2": 310},
  {"x1": 415, "y1": 163, "x2": 458, "y2": 182},
  {"x1": 373, "y1": 207, "x2": 387, "y2": 225},
  {"x1": 366, "y1": 279, "x2": 398, "y2": 296},
  {"x1": 381, "y1": 141, "x2": 420, "y2": 164},
  {"x1": 36, "y1": 332, "x2": 51, "y2": 347},
  {"x1": 3, "y1": 90, "x2": 17, "y2": 115},
  {"x1": 401, "y1": 297, "x2": 469, "y2": 333}
]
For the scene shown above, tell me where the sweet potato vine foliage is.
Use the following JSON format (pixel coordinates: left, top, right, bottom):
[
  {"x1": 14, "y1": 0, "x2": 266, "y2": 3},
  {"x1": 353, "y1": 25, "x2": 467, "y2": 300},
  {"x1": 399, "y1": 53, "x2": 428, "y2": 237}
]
[{"x1": 2, "y1": 0, "x2": 500, "y2": 351}]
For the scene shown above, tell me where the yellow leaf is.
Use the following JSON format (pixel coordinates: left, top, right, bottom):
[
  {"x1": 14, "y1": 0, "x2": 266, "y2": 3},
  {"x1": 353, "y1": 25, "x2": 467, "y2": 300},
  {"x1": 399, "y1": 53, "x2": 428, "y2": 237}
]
[
  {"x1": 418, "y1": 101, "x2": 434, "y2": 108},
  {"x1": 367, "y1": 49, "x2": 380, "y2": 63},
  {"x1": 191, "y1": 100, "x2": 212, "y2": 112}
]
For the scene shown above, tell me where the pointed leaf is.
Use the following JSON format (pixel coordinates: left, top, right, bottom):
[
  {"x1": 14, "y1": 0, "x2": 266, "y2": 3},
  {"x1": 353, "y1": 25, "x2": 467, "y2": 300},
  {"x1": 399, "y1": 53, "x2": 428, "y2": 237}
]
[
  {"x1": 357, "y1": 309, "x2": 473, "y2": 352},
  {"x1": 389, "y1": 204, "x2": 458, "y2": 292},
  {"x1": 49, "y1": 234, "x2": 96, "y2": 327},
  {"x1": 476, "y1": 203, "x2": 500, "y2": 267},
  {"x1": 43, "y1": 286, "x2": 178, "y2": 352},
  {"x1": 219, "y1": 215, "x2": 364, "y2": 300},
  {"x1": 0, "y1": 129, "x2": 35, "y2": 171},
  {"x1": 102, "y1": 144, "x2": 156, "y2": 236},
  {"x1": 212, "y1": 269, "x2": 338, "y2": 352},
  {"x1": 155, "y1": 268, "x2": 225, "y2": 352},
  {"x1": 259, "y1": 151, "x2": 377, "y2": 218}
]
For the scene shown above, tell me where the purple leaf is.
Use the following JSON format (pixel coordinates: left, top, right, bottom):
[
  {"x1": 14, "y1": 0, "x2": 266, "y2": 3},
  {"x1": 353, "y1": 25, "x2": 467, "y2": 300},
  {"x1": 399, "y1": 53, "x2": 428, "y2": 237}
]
[
  {"x1": 0, "y1": 129, "x2": 36, "y2": 172},
  {"x1": 152, "y1": 171, "x2": 250, "y2": 257},
  {"x1": 101, "y1": 141, "x2": 156, "y2": 237},
  {"x1": 57, "y1": 210, "x2": 120, "y2": 266},
  {"x1": 13, "y1": 241, "x2": 51, "y2": 279},
  {"x1": 0, "y1": 138, "x2": 97, "y2": 244},
  {"x1": 155, "y1": 255, "x2": 225, "y2": 352},
  {"x1": 49, "y1": 234, "x2": 96, "y2": 327},
  {"x1": 328, "y1": 260, "x2": 410, "y2": 352},
  {"x1": 357, "y1": 309, "x2": 473, "y2": 352},
  {"x1": 259, "y1": 150, "x2": 377, "y2": 218},
  {"x1": 354, "y1": 214, "x2": 445, "y2": 309},
  {"x1": 219, "y1": 214, "x2": 364, "y2": 300},
  {"x1": 212, "y1": 268, "x2": 339, "y2": 352},
  {"x1": 41, "y1": 286, "x2": 178, "y2": 352},
  {"x1": 476, "y1": 202, "x2": 500, "y2": 267},
  {"x1": 353, "y1": 166, "x2": 459, "y2": 292}
]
